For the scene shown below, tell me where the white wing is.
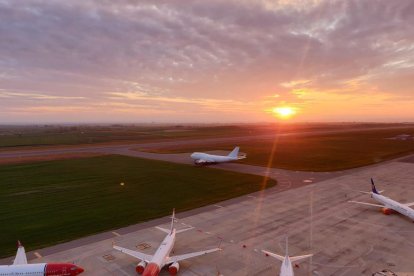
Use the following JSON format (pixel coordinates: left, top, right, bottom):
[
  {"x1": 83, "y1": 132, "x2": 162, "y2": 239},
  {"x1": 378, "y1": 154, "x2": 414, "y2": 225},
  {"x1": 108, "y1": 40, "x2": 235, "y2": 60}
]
[
  {"x1": 13, "y1": 244, "x2": 28, "y2": 265},
  {"x1": 113, "y1": 245, "x2": 153, "y2": 262},
  {"x1": 167, "y1": 248, "x2": 221, "y2": 264},
  {"x1": 261, "y1": 250, "x2": 284, "y2": 262},
  {"x1": 290, "y1": 254, "x2": 313, "y2": 262},
  {"x1": 348, "y1": 200, "x2": 385, "y2": 208}
]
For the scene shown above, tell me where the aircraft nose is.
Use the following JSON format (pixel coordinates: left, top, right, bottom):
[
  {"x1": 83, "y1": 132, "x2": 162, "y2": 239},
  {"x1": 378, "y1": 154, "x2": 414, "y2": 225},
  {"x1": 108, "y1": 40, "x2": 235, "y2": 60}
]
[{"x1": 77, "y1": 267, "x2": 85, "y2": 274}]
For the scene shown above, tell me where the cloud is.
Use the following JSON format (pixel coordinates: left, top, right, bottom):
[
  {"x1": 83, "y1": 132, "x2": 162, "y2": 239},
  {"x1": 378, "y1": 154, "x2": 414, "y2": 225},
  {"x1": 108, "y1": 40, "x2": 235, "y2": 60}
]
[
  {"x1": 0, "y1": 90, "x2": 85, "y2": 100},
  {"x1": 0, "y1": 0, "x2": 413, "y2": 122}
]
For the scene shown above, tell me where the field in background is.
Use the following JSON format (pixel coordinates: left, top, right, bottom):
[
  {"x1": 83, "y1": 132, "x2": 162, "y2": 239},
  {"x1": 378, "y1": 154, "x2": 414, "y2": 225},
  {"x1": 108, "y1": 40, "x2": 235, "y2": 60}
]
[
  {"x1": 141, "y1": 128, "x2": 414, "y2": 171},
  {"x1": 0, "y1": 155, "x2": 275, "y2": 257},
  {"x1": 0, "y1": 123, "x2": 411, "y2": 149}
]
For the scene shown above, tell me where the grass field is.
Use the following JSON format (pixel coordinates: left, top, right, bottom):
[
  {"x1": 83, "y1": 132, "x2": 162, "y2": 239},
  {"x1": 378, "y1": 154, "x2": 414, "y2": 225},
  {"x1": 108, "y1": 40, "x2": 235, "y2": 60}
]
[
  {"x1": 0, "y1": 155, "x2": 275, "y2": 257},
  {"x1": 142, "y1": 128, "x2": 414, "y2": 171},
  {"x1": 1, "y1": 123, "x2": 409, "y2": 149}
]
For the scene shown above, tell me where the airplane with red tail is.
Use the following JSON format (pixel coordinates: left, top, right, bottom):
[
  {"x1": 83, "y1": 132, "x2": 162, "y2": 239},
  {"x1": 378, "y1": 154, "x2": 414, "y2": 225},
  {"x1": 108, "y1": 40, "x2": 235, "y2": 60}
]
[
  {"x1": 113, "y1": 209, "x2": 221, "y2": 275},
  {"x1": 0, "y1": 241, "x2": 84, "y2": 276}
]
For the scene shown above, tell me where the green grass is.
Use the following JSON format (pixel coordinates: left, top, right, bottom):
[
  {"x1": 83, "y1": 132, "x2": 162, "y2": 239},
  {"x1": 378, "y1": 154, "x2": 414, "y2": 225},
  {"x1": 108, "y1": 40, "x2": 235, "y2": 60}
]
[
  {"x1": 144, "y1": 128, "x2": 414, "y2": 171},
  {"x1": 1, "y1": 123, "x2": 409, "y2": 149},
  {"x1": 0, "y1": 155, "x2": 275, "y2": 257}
]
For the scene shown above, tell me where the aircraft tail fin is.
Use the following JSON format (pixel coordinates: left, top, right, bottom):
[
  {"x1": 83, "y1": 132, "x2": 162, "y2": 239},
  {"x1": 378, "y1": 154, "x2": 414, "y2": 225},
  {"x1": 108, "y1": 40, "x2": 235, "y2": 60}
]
[
  {"x1": 285, "y1": 236, "x2": 289, "y2": 257},
  {"x1": 13, "y1": 241, "x2": 28, "y2": 265},
  {"x1": 170, "y1": 208, "x2": 175, "y2": 234},
  {"x1": 156, "y1": 209, "x2": 193, "y2": 234},
  {"x1": 228, "y1": 147, "x2": 240, "y2": 158},
  {"x1": 371, "y1": 178, "x2": 379, "y2": 194}
]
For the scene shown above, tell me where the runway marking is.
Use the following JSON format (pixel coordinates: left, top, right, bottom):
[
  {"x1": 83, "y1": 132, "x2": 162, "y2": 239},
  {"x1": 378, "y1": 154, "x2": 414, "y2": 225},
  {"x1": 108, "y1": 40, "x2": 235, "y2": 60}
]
[
  {"x1": 247, "y1": 195, "x2": 256, "y2": 198},
  {"x1": 112, "y1": 231, "x2": 121, "y2": 237},
  {"x1": 214, "y1": 204, "x2": 224, "y2": 208},
  {"x1": 34, "y1": 252, "x2": 42, "y2": 258}
]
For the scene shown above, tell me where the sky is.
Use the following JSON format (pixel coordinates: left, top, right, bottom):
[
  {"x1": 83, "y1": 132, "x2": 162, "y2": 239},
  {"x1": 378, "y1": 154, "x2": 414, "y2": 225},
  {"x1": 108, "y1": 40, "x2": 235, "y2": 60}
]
[{"x1": 0, "y1": 0, "x2": 413, "y2": 123}]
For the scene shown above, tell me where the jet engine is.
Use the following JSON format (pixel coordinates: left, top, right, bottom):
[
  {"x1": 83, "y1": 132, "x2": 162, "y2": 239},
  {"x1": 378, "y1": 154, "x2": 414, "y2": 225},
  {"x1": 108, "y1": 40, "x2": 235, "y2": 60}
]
[
  {"x1": 136, "y1": 261, "x2": 146, "y2": 274},
  {"x1": 381, "y1": 208, "x2": 395, "y2": 215},
  {"x1": 168, "y1": 262, "x2": 180, "y2": 275}
]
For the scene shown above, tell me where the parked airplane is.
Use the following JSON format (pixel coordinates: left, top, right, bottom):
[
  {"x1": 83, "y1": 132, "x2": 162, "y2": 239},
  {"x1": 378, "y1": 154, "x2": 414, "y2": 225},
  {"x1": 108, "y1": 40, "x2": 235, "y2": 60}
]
[
  {"x1": 190, "y1": 146, "x2": 246, "y2": 165},
  {"x1": 349, "y1": 178, "x2": 414, "y2": 220},
  {"x1": 113, "y1": 209, "x2": 221, "y2": 275},
  {"x1": 0, "y1": 241, "x2": 84, "y2": 276},
  {"x1": 262, "y1": 237, "x2": 312, "y2": 276}
]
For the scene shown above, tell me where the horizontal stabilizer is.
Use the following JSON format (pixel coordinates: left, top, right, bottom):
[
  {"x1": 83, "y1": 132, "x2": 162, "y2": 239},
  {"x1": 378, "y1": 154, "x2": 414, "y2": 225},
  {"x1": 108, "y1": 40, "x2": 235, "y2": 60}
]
[
  {"x1": 290, "y1": 254, "x2": 313, "y2": 262},
  {"x1": 348, "y1": 200, "x2": 385, "y2": 208},
  {"x1": 261, "y1": 250, "x2": 285, "y2": 262},
  {"x1": 113, "y1": 245, "x2": 152, "y2": 262},
  {"x1": 155, "y1": 226, "x2": 171, "y2": 234},
  {"x1": 404, "y1": 202, "x2": 414, "y2": 207},
  {"x1": 168, "y1": 248, "x2": 221, "y2": 264},
  {"x1": 355, "y1": 190, "x2": 371, "y2": 195},
  {"x1": 176, "y1": 227, "x2": 194, "y2": 234}
]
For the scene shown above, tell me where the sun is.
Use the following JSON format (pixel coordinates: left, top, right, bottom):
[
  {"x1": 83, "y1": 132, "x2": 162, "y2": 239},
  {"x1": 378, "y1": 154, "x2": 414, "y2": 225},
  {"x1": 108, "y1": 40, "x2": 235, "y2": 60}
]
[{"x1": 272, "y1": 106, "x2": 296, "y2": 119}]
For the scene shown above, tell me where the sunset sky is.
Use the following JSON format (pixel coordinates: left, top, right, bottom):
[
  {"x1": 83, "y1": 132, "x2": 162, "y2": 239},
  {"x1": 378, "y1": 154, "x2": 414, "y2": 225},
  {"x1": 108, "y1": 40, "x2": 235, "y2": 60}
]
[{"x1": 0, "y1": 0, "x2": 413, "y2": 123}]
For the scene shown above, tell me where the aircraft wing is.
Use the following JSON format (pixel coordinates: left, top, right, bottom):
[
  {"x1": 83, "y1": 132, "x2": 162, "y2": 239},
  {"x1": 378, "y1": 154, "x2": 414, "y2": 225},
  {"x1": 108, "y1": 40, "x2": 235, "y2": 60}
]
[
  {"x1": 113, "y1": 245, "x2": 153, "y2": 262},
  {"x1": 348, "y1": 200, "x2": 385, "y2": 208},
  {"x1": 261, "y1": 250, "x2": 285, "y2": 262},
  {"x1": 167, "y1": 248, "x2": 221, "y2": 264},
  {"x1": 290, "y1": 254, "x2": 313, "y2": 262},
  {"x1": 13, "y1": 243, "x2": 28, "y2": 265}
]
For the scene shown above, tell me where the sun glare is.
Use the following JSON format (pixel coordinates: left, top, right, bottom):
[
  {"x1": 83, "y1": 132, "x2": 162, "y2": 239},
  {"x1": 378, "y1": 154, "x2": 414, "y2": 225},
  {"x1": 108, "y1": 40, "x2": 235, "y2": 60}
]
[{"x1": 272, "y1": 106, "x2": 296, "y2": 119}]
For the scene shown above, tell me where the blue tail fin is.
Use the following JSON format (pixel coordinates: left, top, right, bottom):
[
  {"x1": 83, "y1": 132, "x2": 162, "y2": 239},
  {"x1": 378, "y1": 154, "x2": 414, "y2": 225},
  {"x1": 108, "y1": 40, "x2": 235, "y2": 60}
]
[{"x1": 371, "y1": 178, "x2": 379, "y2": 194}]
